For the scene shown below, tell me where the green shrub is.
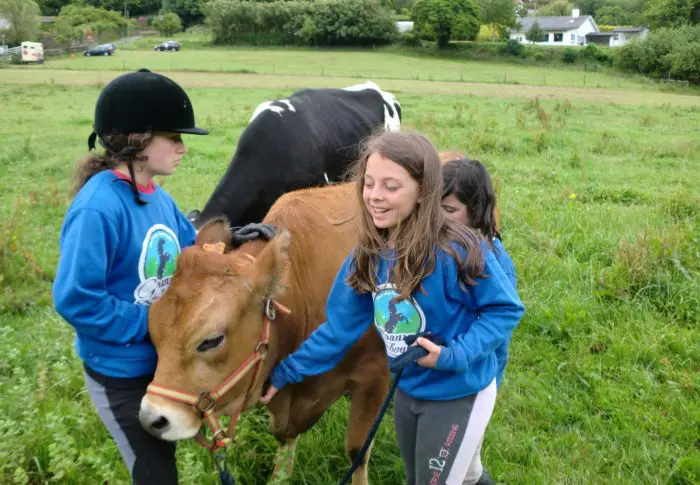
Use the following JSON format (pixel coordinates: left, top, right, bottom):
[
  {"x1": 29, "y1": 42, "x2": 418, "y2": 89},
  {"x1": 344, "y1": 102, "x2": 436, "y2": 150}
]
[
  {"x1": 562, "y1": 47, "x2": 578, "y2": 64},
  {"x1": 205, "y1": 0, "x2": 395, "y2": 46},
  {"x1": 502, "y1": 38, "x2": 524, "y2": 56}
]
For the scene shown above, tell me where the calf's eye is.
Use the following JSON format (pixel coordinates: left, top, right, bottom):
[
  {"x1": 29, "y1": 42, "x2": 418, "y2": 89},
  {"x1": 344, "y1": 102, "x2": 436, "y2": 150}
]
[{"x1": 197, "y1": 335, "x2": 224, "y2": 352}]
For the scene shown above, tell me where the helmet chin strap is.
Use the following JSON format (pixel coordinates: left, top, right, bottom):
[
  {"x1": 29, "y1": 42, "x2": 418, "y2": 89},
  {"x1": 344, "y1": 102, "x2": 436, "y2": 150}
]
[
  {"x1": 126, "y1": 160, "x2": 147, "y2": 206},
  {"x1": 87, "y1": 131, "x2": 97, "y2": 151}
]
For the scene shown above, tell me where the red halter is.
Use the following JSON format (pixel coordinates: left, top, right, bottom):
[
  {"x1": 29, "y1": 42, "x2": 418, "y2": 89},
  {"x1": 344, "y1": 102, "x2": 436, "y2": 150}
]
[{"x1": 147, "y1": 297, "x2": 289, "y2": 451}]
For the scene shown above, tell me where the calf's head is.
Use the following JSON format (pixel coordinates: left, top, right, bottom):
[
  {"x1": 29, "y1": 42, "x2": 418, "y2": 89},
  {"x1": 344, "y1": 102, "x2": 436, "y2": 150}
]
[{"x1": 139, "y1": 218, "x2": 290, "y2": 440}]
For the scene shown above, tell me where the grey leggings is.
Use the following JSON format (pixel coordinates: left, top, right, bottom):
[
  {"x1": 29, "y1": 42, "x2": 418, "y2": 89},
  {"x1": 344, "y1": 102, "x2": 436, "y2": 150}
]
[
  {"x1": 394, "y1": 379, "x2": 497, "y2": 485},
  {"x1": 83, "y1": 365, "x2": 178, "y2": 484}
]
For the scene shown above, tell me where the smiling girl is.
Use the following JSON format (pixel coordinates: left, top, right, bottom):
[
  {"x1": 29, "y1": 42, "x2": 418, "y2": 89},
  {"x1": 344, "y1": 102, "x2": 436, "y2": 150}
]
[{"x1": 261, "y1": 130, "x2": 524, "y2": 485}]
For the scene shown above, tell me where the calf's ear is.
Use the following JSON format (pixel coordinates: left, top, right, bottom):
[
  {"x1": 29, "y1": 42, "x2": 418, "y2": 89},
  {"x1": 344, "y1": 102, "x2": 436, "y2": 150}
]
[
  {"x1": 195, "y1": 216, "x2": 233, "y2": 249},
  {"x1": 249, "y1": 229, "x2": 291, "y2": 300}
]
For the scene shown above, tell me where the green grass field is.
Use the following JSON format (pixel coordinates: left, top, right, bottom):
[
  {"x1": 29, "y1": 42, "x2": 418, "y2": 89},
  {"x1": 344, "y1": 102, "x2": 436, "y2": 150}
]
[
  {"x1": 11, "y1": 44, "x2": 661, "y2": 91},
  {"x1": 0, "y1": 44, "x2": 698, "y2": 485}
]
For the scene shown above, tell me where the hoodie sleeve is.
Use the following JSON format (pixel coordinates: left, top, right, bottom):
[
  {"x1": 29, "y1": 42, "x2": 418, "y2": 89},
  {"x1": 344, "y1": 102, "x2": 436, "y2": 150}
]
[
  {"x1": 435, "y1": 249, "x2": 525, "y2": 374},
  {"x1": 269, "y1": 255, "x2": 373, "y2": 390},
  {"x1": 53, "y1": 208, "x2": 149, "y2": 344},
  {"x1": 174, "y1": 203, "x2": 196, "y2": 249}
]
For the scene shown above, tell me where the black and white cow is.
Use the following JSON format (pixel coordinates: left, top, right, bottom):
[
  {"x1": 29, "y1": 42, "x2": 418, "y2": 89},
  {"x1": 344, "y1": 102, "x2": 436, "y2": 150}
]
[{"x1": 191, "y1": 81, "x2": 401, "y2": 229}]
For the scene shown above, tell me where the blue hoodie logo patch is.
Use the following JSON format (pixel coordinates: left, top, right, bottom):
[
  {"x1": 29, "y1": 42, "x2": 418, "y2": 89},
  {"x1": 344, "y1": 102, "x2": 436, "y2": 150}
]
[
  {"x1": 373, "y1": 284, "x2": 426, "y2": 358},
  {"x1": 134, "y1": 224, "x2": 181, "y2": 305}
]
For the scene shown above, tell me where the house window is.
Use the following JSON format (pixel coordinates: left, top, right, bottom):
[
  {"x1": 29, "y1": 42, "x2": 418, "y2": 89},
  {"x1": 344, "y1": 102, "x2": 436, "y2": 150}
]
[
  {"x1": 554, "y1": 33, "x2": 563, "y2": 42},
  {"x1": 613, "y1": 34, "x2": 619, "y2": 40},
  {"x1": 571, "y1": 33, "x2": 576, "y2": 42}
]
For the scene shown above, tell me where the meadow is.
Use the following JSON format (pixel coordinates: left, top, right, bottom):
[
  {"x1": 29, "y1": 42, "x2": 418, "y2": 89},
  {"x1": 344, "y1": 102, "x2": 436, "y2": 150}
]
[{"x1": 0, "y1": 44, "x2": 698, "y2": 485}]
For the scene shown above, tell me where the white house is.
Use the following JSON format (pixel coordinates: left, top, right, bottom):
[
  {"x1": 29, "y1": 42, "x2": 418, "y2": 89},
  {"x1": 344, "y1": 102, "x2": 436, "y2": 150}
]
[
  {"x1": 586, "y1": 27, "x2": 649, "y2": 47},
  {"x1": 510, "y1": 9, "x2": 599, "y2": 46}
]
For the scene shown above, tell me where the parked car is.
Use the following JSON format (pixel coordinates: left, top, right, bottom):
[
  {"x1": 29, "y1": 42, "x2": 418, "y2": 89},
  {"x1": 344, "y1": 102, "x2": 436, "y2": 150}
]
[
  {"x1": 84, "y1": 44, "x2": 115, "y2": 56},
  {"x1": 154, "y1": 40, "x2": 180, "y2": 52}
]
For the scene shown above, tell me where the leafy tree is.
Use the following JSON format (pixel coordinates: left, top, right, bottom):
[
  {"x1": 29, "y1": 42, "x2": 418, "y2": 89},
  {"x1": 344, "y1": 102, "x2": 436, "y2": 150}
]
[
  {"x1": 577, "y1": 0, "x2": 602, "y2": 17},
  {"x1": 475, "y1": 0, "x2": 516, "y2": 37},
  {"x1": 595, "y1": 5, "x2": 631, "y2": 25},
  {"x1": 412, "y1": 0, "x2": 481, "y2": 48},
  {"x1": 536, "y1": 0, "x2": 573, "y2": 16},
  {"x1": 525, "y1": 20, "x2": 546, "y2": 42},
  {"x1": 35, "y1": 0, "x2": 71, "y2": 16},
  {"x1": 167, "y1": 0, "x2": 206, "y2": 27},
  {"x1": 644, "y1": 0, "x2": 697, "y2": 28},
  {"x1": 83, "y1": 0, "x2": 161, "y2": 17},
  {"x1": 53, "y1": 4, "x2": 126, "y2": 43},
  {"x1": 0, "y1": 0, "x2": 41, "y2": 44},
  {"x1": 298, "y1": 0, "x2": 396, "y2": 46},
  {"x1": 667, "y1": 41, "x2": 700, "y2": 83},
  {"x1": 152, "y1": 11, "x2": 182, "y2": 35}
]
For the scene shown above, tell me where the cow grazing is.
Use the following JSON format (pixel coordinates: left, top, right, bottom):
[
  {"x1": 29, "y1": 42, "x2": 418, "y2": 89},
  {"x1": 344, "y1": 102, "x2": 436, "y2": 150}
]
[
  {"x1": 140, "y1": 183, "x2": 389, "y2": 484},
  {"x1": 191, "y1": 81, "x2": 401, "y2": 229}
]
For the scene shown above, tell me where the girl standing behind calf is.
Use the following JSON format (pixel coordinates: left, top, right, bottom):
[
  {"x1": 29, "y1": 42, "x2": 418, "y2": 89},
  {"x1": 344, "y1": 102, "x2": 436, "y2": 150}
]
[
  {"x1": 261, "y1": 130, "x2": 524, "y2": 485},
  {"x1": 441, "y1": 156, "x2": 521, "y2": 484},
  {"x1": 53, "y1": 68, "x2": 208, "y2": 484}
]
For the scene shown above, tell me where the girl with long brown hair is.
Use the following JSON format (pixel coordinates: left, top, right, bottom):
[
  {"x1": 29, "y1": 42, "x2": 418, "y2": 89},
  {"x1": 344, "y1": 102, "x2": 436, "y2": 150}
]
[{"x1": 262, "y1": 130, "x2": 524, "y2": 485}]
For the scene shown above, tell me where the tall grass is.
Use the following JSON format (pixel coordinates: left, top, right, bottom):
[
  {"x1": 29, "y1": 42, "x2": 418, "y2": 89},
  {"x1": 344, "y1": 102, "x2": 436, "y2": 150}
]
[{"x1": 0, "y1": 76, "x2": 698, "y2": 484}]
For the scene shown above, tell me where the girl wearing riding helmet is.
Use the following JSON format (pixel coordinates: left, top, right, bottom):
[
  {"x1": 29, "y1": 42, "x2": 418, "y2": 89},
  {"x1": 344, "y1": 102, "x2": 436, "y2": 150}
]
[
  {"x1": 441, "y1": 156, "x2": 520, "y2": 485},
  {"x1": 261, "y1": 130, "x2": 524, "y2": 485},
  {"x1": 53, "y1": 68, "x2": 208, "y2": 484}
]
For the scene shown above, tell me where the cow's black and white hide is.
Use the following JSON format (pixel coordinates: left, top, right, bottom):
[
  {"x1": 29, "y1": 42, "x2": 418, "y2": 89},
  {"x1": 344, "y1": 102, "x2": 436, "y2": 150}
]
[{"x1": 191, "y1": 81, "x2": 401, "y2": 229}]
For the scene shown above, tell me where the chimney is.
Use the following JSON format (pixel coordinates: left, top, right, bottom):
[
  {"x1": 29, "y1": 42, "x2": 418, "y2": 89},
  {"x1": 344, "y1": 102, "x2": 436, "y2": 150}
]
[{"x1": 572, "y1": 8, "x2": 580, "y2": 17}]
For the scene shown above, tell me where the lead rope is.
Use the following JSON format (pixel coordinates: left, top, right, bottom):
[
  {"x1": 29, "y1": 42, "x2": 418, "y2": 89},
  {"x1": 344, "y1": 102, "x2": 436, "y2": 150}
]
[{"x1": 337, "y1": 332, "x2": 445, "y2": 485}]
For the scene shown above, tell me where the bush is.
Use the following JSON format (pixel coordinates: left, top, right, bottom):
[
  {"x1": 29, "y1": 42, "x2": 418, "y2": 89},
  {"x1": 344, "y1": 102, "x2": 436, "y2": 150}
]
[
  {"x1": 205, "y1": 0, "x2": 395, "y2": 46},
  {"x1": 581, "y1": 43, "x2": 614, "y2": 65},
  {"x1": 502, "y1": 38, "x2": 524, "y2": 56},
  {"x1": 398, "y1": 31, "x2": 422, "y2": 47},
  {"x1": 52, "y1": 4, "x2": 126, "y2": 44},
  {"x1": 562, "y1": 47, "x2": 578, "y2": 64},
  {"x1": 152, "y1": 12, "x2": 182, "y2": 36},
  {"x1": 616, "y1": 25, "x2": 700, "y2": 84},
  {"x1": 412, "y1": 0, "x2": 481, "y2": 48},
  {"x1": 298, "y1": 0, "x2": 396, "y2": 46}
]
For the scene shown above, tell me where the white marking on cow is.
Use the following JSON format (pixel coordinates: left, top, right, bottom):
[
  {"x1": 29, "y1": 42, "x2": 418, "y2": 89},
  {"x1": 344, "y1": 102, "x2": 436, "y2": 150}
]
[
  {"x1": 324, "y1": 172, "x2": 330, "y2": 184},
  {"x1": 249, "y1": 99, "x2": 296, "y2": 123},
  {"x1": 343, "y1": 81, "x2": 401, "y2": 132}
]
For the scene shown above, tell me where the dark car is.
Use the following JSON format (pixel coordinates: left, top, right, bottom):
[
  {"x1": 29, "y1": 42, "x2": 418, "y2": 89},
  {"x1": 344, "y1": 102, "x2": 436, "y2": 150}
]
[
  {"x1": 154, "y1": 40, "x2": 180, "y2": 52},
  {"x1": 84, "y1": 44, "x2": 115, "y2": 56}
]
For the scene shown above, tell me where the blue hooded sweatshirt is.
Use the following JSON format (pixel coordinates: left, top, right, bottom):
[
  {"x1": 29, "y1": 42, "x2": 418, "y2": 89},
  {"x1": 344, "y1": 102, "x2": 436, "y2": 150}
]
[
  {"x1": 492, "y1": 237, "x2": 517, "y2": 387},
  {"x1": 269, "y1": 242, "x2": 525, "y2": 401},
  {"x1": 53, "y1": 170, "x2": 196, "y2": 378}
]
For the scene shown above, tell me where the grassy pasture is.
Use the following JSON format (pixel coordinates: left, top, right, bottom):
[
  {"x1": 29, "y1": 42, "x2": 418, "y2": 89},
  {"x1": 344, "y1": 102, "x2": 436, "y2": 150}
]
[
  {"x1": 8, "y1": 46, "x2": 662, "y2": 91},
  {"x1": 0, "y1": 47, "x2": 698, "y2": 485}
]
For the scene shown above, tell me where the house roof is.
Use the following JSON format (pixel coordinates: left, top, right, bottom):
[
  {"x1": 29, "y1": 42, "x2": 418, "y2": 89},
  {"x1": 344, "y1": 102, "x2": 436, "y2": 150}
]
[{"x1": 513, "y1": 16, "x2": 594, "y2": 33}]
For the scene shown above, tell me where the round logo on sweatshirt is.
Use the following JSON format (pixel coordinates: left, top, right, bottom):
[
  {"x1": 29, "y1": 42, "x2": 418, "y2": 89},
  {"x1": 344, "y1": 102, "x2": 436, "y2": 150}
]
[
  {"x1": 134, "y1": 224, "x2": 181, "y2": 305},
  {"x1": 373, "y1": 284, "x2": 426, "y2": 358}
]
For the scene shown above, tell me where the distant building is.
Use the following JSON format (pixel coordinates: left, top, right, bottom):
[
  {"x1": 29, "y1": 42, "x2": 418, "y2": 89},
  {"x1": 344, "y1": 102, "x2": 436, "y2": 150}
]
[
  {"x1": 510, "y1": 9, "x2": 599, "y2": 46},
  {"x1": 586, "y1": 27, "x2": 649, "y2": 47},
  {"x1": 396, "y1": 21, "x2": 414, "y2": 33}
]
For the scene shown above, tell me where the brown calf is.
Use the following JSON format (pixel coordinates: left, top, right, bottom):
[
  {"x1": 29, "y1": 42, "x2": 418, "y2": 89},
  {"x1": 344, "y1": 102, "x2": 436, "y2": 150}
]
[{"x1": 140, "y1": 183, "x2": 389, "y2": 484}]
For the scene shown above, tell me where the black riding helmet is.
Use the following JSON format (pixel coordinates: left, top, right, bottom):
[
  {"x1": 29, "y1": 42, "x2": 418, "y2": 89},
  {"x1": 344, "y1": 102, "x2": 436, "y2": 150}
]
[{"x1": 87, "y1": 68, "x2": 208, "y2": 204}]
